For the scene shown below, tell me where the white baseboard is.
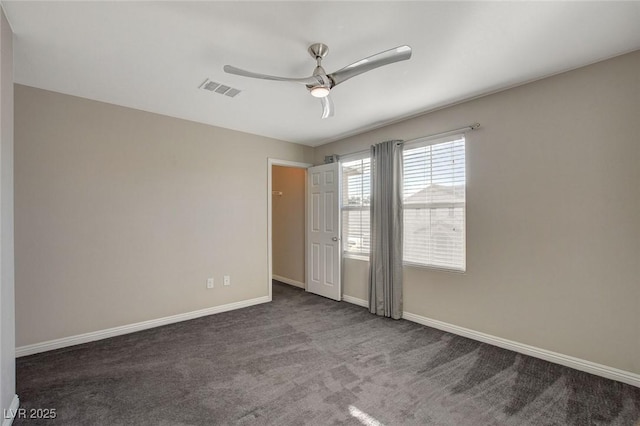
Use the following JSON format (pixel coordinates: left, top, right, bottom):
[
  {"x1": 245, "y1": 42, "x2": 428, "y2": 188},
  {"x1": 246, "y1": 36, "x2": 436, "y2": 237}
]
[
  {"x1": 2, "y1": 394, "x2": 19, "y2": 426},
  {"x1": 16, "y1": 296, "x2": 271, "y2": 358},
  {"x1": 342, "y1": 294, "x2": 368, "y2": 308},
  {"x1": 402, "y1": 312, "x2": 640, "y2": 388},
  {"x1": 342, "y1": 295, "x2": 640, "y2": 388},
  {"x1": 272, "y1": 274, "x2": 305, "y2": 289}
]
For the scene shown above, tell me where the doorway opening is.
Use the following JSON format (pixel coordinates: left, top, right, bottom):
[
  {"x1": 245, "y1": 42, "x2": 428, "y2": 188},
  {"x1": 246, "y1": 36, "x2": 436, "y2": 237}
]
[{"x1": 267, "y1": 159, "x2": 312, "y2": 301}]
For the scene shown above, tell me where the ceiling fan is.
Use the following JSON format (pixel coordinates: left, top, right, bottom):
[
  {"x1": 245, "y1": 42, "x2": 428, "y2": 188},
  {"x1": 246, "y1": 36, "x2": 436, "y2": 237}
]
[{"x1": 223, "y1": 43, "x2": 412, "y2": 119}]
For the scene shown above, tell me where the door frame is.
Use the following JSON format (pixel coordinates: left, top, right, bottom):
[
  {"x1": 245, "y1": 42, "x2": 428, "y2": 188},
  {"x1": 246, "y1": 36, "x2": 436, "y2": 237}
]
[{"x1": 267, "y1": 158, "x2": 313, "y2": 301}]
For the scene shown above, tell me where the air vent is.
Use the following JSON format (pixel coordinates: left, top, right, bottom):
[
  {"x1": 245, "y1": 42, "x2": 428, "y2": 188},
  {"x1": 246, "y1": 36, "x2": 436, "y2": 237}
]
[{"x1": 199, "y1": 79, "x2": 241, "y2": 98}]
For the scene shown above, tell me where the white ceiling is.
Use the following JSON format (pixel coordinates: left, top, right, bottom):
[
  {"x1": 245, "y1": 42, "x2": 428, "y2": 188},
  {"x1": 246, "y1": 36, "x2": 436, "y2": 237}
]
[{"x1": 3, "y1": 1, "x2": 640, "y2": 147}]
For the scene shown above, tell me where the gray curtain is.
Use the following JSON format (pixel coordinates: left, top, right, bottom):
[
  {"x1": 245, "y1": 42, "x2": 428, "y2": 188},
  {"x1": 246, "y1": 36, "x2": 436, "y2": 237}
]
[{"x1": 368, "y1": 140, "x2": 403, "y2": 319}]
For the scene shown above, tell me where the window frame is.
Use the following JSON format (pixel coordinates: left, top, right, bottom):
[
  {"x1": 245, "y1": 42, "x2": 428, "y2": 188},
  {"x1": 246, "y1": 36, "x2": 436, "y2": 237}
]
[
  {"x1": 402, "y1": 134, "x2": 466, "y2": 272},
  {"x1": 340, "y1": 152, "x2": 371, "y2": 260},
  {"x1": 338, "y1": 133, "x2": 467, "y2": 272}
]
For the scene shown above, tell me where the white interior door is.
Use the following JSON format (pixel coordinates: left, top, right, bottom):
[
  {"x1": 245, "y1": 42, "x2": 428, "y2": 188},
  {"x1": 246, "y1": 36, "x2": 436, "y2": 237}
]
[{"x1": 306, "y1": 163, "x2": 341, "y2": 301}]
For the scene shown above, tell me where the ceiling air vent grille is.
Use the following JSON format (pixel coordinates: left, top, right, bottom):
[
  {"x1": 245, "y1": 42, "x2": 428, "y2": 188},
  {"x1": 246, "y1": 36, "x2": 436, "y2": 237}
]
[{"x1": 199, "y1": 79, "x2": 241, "y2": 98}]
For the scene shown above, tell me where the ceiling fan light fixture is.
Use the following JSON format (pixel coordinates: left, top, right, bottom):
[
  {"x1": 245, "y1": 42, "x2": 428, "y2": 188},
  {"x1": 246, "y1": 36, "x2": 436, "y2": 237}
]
[{"x1": 310, "y1": 86, "x2": 330, "y2": 98}]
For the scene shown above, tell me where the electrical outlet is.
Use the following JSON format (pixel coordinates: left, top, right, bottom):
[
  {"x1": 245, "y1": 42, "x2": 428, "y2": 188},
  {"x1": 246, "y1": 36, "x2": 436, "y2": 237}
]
[
  {"x1": 207, "y1": 278, "x2": 214, "y2": 289},
  {"x1": 223, "y1": 275, "x2": 231, "y2": 286}
]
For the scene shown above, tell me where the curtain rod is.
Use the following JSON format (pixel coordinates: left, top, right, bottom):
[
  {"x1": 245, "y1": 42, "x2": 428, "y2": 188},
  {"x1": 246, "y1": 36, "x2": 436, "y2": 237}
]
[
  {"x1": 339, "y1": 123, "x2": 480, "y2": 159},
  {"x1": 404, "y1": 123, "x2": 480, "y2": 145}
]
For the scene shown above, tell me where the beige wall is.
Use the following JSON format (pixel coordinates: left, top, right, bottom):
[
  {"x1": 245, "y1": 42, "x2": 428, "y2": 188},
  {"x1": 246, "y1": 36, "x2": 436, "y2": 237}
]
[
  {"x1": 14, "y1": 85, "x2": 313, "y2": 347},
  {"x1": 272, "y1": 166, "x2": 306, "y2": 286},
  {"x1": 315, "y1": 51, "x2": 640, "y2": 374},
  {"x1": 12, "y1": 51, "x2": 640, "y2": 376},
  {"x1": 0, "y1": 7, "x2": 15, "y2": 413}
]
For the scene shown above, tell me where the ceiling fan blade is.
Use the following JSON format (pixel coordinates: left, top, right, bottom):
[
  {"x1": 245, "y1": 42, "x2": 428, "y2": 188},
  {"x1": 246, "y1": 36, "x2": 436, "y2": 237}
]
[
  {"x1": 223, "y1": 65, "x2": 319, "y2": 85},
  {"x1": 320, "y1": 95, "x2": 334, "y2": 119},
  {"x1": 328, "y1": 45, "x2": 412, "y2": 86}
]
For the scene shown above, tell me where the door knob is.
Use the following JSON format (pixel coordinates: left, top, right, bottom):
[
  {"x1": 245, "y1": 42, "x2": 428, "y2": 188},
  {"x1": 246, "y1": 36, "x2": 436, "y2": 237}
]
[{"x1": 332, "y1": 237, "x2": 338, "y2": 241}]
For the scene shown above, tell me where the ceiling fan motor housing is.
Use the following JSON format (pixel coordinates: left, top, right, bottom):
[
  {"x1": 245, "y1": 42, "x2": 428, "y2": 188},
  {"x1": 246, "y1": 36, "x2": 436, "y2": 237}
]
[{"x1": 307, "y1": 44, "x2": 333, "y2": 95}]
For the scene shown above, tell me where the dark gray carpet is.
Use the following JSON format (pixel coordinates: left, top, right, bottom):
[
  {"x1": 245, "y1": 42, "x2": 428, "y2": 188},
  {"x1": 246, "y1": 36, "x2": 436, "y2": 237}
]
[{"x1": 15, "y1": 282, "x2": 640, "y2": 425}]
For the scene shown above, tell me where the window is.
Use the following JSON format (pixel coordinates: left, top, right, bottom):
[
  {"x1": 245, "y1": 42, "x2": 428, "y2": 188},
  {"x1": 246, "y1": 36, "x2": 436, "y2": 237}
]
[
  {"x1": 403, "y1": 135, "x2": 466, "y2": 270},
  {"x1": 339, "y1": 134, "x2": 466, "y2": 271},
  {"x1": 341, "y1": 155, "x2": 371, "y2": 257}
]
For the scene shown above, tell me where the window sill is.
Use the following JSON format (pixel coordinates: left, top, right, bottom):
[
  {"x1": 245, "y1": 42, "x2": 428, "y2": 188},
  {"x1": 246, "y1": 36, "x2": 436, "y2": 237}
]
[
  {"x1": 342, "y1": 254, "x2": 466, "y2": 274},
  {"x1": 403, "y1": 261, "x2": 466, "y2": 274},
  {"x1": 343, "y1": 253, "x2": 369, "y2": 262}
]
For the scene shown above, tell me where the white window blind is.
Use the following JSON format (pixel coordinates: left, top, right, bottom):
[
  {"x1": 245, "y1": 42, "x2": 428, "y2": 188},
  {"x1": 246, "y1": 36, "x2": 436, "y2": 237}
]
[
  {"x1": 341, "y1": 156, "x2": 371, "y2": 256},
  {"x1": 403, "y1": 135, "x2": 466, "y2": 271}
]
